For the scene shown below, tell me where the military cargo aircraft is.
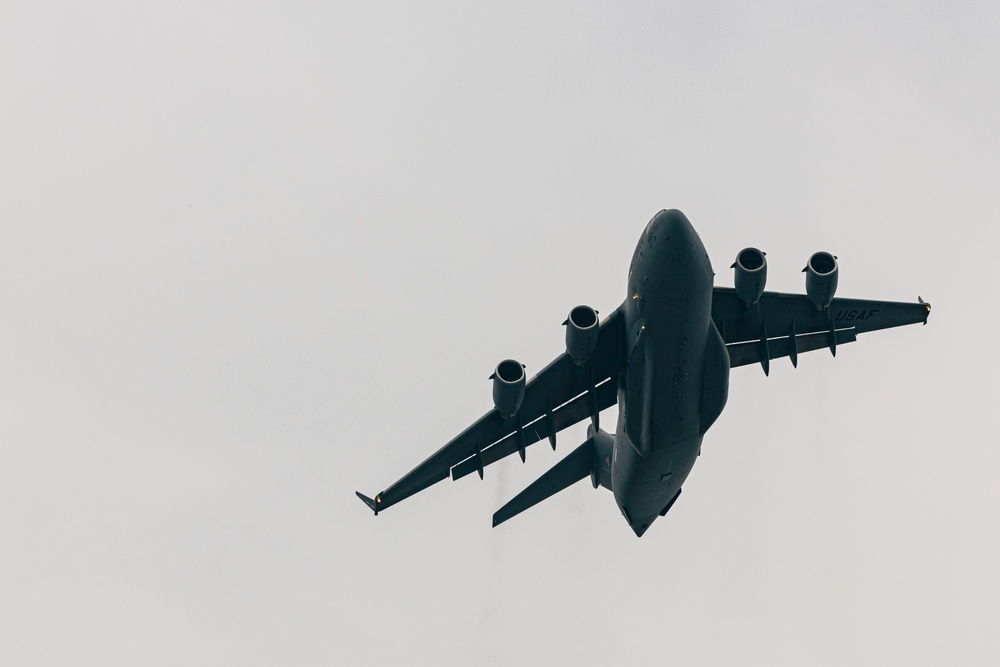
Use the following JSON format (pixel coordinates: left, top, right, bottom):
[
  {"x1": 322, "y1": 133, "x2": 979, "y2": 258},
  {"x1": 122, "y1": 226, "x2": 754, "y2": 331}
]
[{"x1": 357, "y1": 209, "x2": 930, "y2": 537}]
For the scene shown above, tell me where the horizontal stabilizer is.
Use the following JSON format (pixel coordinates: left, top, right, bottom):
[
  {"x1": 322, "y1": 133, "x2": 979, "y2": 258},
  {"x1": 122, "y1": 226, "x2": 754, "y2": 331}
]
[{"x1": 492, "y1": 439, "x2": 594, "y2": 528}]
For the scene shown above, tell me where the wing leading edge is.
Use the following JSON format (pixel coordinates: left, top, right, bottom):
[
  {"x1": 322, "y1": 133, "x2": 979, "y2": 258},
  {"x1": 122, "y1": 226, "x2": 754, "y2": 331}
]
[{"x1": 357, "y1": 309, "x2": 625, "y2": 515}]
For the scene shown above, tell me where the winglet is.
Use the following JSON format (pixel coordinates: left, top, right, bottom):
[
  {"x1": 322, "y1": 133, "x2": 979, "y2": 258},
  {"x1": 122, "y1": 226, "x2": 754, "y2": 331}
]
[
  {"x1": 918, "y1": 296, "x2": 931, "y2": 324},
  {"x1": 356, "y1": 491, "x2": 380, "y2": 516}
]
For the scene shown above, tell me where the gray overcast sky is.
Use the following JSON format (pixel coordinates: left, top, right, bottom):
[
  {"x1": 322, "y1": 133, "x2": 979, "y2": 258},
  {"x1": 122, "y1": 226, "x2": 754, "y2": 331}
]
[{"x1": 2, "y1": 2, "x2": 999, "y2": 665}]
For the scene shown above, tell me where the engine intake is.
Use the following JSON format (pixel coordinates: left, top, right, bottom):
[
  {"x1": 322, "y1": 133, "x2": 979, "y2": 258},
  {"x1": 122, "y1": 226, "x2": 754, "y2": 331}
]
[
  {"x1": 803, "y1": 251, "x2": 839, "y2": 309},
  {"x1": 490, "y1": 359, "x2": 525, "y2": 419},
  {"x1": 731, "y1": 247, "x2": 767, "y2": 306},
  {"x1": 564, "y1": 305, "x2": 599, "y2": 365}
]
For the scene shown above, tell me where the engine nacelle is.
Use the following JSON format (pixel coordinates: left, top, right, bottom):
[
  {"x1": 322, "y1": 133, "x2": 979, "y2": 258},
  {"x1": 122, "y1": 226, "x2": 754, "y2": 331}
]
[
  {"x1": 490, "y1": 359, "x2": 525, "y2": 419},
  {"x1": 803, "y1": 251, "x2": 839, "y2": 309},
  {"x1": 731, "y1": 247, "x2": 767, "y2": 306},
  {"x1": 564, "y1": 305, "x2": 599, "y2": 365}
]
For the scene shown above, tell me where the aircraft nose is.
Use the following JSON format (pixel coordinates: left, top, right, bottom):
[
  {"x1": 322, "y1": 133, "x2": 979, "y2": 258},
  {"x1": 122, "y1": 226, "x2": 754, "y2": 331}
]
[
  {"x1": 650, "y1": 209, "x2": 695, "y2": 240},
  {"x1": 645, "y1": 208, "x2": 711, "y2": 275}
]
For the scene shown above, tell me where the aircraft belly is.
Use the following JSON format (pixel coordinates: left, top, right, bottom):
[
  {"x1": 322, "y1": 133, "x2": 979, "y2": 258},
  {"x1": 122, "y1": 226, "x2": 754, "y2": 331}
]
[
  {"x1": 649, "y1": 301, "x2": 710, "y2": 442},
  {"x1": 623, "y1": 435, "x2": 701, "y2": 525},
  {"x1": 613, "y1": 209, "x2": 714, "y2": 535}
]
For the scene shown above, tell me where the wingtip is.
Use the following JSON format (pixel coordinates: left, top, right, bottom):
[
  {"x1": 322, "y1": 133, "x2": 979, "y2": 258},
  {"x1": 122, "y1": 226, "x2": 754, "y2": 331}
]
[
  {"x1": 356, "y1": 491, "x2": 379, "y2": 515},
  {"x1": 918, "y1": 296, "x2": 931, "y2": 324}
]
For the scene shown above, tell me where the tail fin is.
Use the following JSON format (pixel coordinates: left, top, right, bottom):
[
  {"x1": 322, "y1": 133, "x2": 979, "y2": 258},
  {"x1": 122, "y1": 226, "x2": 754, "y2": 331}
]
[{"x1": 492, "y1": 438, "x2": 594, "y2": 528}]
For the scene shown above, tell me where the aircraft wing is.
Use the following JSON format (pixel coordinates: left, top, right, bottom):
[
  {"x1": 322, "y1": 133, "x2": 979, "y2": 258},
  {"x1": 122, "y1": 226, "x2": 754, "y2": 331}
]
[
  {"x1": 711, "y1": 287, "x2": 931, "y2": 373},
  {"x1": 357, "y1": 309, "x2": 625, "y2": 515}
]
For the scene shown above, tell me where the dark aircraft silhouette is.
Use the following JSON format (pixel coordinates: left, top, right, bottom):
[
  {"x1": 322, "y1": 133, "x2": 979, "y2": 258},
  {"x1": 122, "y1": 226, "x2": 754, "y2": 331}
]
[{"x1": 357, "y1": 210, "x2": 931, "y2": 536}]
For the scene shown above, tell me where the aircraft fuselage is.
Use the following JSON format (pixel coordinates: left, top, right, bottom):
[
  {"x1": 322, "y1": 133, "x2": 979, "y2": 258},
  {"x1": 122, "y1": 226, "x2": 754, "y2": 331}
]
[{"x1": 612, "y1": 209, "x2": 727, "y2": 536}]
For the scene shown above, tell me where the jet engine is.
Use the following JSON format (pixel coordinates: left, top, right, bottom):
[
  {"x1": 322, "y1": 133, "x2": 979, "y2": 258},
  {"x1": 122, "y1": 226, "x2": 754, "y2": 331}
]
[
  {"x1": 564, "y1": 305, "x2": 599, "y2": 365},
  {"x1": 731, "y1": 247, "x2": 767, "y2": 306},
  {"x1": 803, "y1": 251, "x2": 839, "y2": 309},
  {"x1": 491, "y1": 359, "x2": 525, "y2": 419}
]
